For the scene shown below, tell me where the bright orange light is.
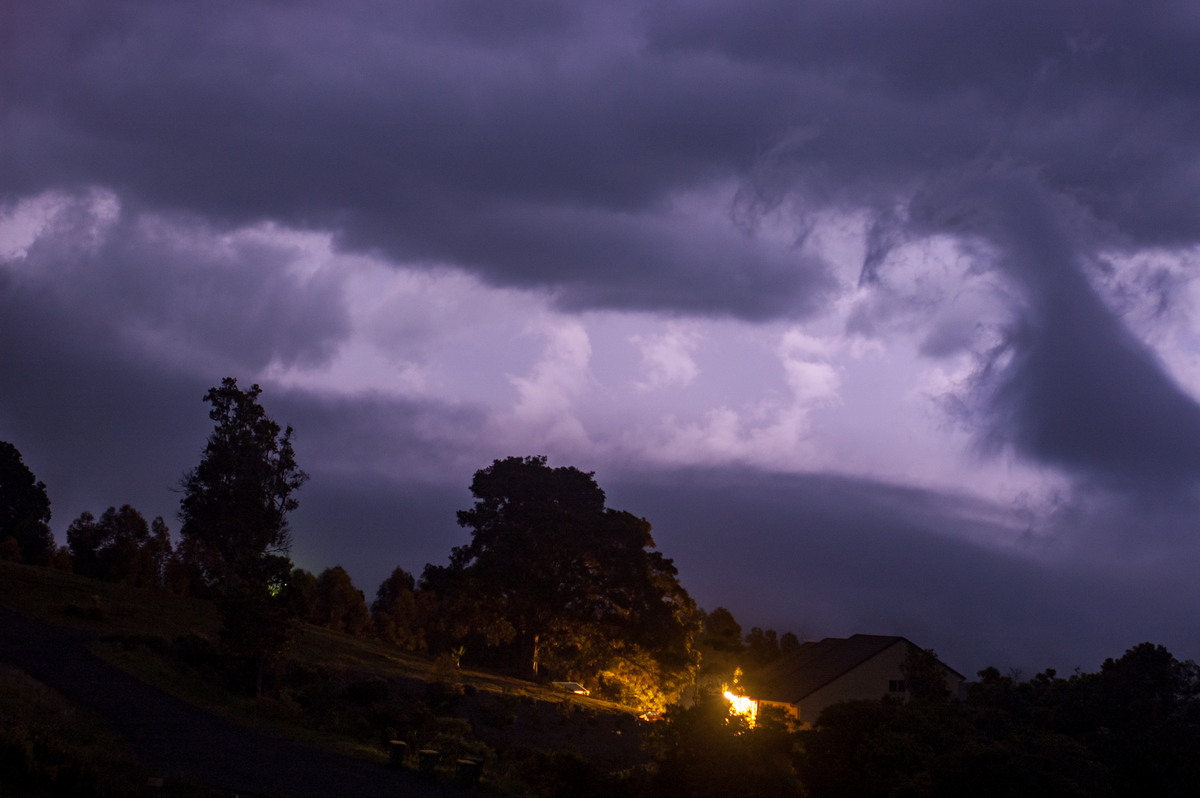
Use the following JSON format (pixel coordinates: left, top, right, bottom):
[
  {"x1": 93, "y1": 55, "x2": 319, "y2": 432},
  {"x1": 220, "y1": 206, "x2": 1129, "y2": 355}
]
[{"x1": 723, "y1": 690, "x2": 758, "y2": 726}]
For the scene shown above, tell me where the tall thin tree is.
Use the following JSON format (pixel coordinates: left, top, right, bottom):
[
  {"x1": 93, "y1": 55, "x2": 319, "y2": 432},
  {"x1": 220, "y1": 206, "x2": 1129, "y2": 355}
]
[{"x1": 178, "y1": 378, "x2": 308, "y2": 694}]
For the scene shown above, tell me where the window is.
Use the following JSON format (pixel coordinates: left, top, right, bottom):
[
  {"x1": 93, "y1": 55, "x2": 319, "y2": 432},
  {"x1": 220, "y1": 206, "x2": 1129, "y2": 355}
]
[{"x1": 888, "y1": 679, "x2": 906, "y2": 693}]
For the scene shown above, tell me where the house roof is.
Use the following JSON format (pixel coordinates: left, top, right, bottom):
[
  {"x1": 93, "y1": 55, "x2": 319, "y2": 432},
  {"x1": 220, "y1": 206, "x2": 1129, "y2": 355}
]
[{"x1": 746, "y1": 634, "x2": 948, "y2": 705}]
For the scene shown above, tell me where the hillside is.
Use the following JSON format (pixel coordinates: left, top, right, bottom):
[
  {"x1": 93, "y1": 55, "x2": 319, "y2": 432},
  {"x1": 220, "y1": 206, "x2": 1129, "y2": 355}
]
[{"x1": 0, "y1": 560, "x2": 652, "y2": 795}]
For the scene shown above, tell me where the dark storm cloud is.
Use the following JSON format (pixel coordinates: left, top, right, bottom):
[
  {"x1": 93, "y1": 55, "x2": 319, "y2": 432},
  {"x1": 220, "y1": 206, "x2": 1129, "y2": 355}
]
[
  {"x1": 2, "y1": 0, "x2": 826, "y2": 320},
  {"x1": 0, "y1": 190, "x2": 487, "y2": 537},
  {"x1": 645, "y1": 0, "x2": 1200, "y2": 487},
  {"x1": 0, "y1": 242, "x2": 494, "y2": 569},
  {"x1": 7, "y1": 0, "x2": 1200, "y2": 669},
  {"x1": 902, "y1": 172, "x2": 1200, "y2": 487},
  {"x1": 7, "y1": 0, "x2": 1200, "y2": 473},
  {"x1": 649, "y1": 0, "x2": 1200, "y2": 244},
  {"x1": 9, "y1": 1, "x2": 1200, "y2": 318},
  {"x1": 8, "y1": 194, "x2": 349, "y2": 373},
  {"x1": 607, "y1": 465, "x2": 1200, "y2": 675},
  {"x1": 9, "y1": 0, "x2": 1200, "y2": 286}
]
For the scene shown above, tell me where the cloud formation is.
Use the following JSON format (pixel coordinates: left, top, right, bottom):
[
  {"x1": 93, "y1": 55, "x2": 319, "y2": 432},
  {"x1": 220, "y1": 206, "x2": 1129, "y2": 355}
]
[{"x1": 5, "y1": 0, "x2": 1200, "y2": 673}]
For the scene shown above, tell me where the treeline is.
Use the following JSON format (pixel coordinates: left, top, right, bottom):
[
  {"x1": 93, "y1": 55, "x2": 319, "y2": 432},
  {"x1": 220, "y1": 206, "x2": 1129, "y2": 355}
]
[
  {"x1": 6, "y1": 381, "x2": 1199, "y2": 797},
  {"x1": 1, "y1": 379, "x2": 798, "y2": 710},
  {"x1": 642, "y1": 640, "x2": 1200, "y2": 798}
]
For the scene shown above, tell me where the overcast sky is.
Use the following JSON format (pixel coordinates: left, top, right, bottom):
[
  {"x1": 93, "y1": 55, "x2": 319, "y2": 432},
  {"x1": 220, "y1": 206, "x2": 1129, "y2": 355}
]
[{"x1": 5, "y1": 0, "x2": 1200, "y2": 677}]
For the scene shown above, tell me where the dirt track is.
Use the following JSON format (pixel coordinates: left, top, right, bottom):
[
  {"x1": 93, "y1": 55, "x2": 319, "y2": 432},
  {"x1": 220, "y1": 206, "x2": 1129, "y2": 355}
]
[{"x1": 0, "y1": 606, "x2": 470, "y2": 797}]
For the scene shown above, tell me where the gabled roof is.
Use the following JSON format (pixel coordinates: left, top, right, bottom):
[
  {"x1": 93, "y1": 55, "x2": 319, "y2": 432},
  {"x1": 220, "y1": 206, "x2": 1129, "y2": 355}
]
[{"x1": 746, "y1": 634, "x2": 911, "y2": 704}]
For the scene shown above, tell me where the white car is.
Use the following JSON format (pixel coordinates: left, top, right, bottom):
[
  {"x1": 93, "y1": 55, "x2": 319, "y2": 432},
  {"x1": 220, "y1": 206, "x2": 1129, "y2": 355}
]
[{"x1": 551, "y1": 681, "x2": 590, "y2": 696}]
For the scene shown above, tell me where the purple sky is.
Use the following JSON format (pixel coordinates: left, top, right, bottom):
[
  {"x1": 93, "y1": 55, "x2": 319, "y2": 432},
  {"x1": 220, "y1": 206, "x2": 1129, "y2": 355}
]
[{"x1": 5, "y1": 0, "x2": 1200, "y2": 677}]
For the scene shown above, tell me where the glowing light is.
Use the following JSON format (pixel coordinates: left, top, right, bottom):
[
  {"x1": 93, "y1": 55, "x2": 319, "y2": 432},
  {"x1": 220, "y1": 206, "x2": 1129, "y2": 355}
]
[{"x1": 723, "y1": 690, "x2": 758, "y2": 726}]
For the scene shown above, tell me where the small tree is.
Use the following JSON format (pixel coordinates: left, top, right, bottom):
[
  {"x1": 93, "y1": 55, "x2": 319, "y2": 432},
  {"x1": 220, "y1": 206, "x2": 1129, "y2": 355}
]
[
  {"x1": 177, "y1": 378, "x2": 308, "y2": 694},
  {"x1": 0, "y1": 441, "x2": 53, "y2": 565}
]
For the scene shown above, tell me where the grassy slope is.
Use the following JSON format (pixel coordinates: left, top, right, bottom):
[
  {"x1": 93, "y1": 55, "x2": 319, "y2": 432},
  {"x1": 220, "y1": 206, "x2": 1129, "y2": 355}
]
[
  {"x1": 0, "y1": 561, "x2": 635, "y2": 769},
  {"x1": 0, "y1": 560, "x2": 616, "y2": 707},
  {"x1": 0, "y1": 558, "x2": 220, "y2": 638}
]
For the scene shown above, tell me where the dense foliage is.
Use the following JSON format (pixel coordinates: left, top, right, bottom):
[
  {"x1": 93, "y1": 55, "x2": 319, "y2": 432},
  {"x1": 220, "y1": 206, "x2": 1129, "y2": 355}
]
[
  {"x1": 177, "y1": 378, "x2": 308, "y2": 691},
  {"x1": 372, "y1": 566, "x2": 424, "y2": 650},
  {"x1": 648, "y1": 690, "x2": 801, "y2": 798},
  {"x1": 632, "y1": 641, "x2": 1200, "y2": 798},
  {"x1": 177, "y1": 379, "x2": 307, "y2": 590},
  {"x1": 311, "y1": 565, "x2": 371, "y2": 636},
  {"x1": 0, "y1": 440, "x2": 54, "y2": 565},
  {"x1": 421, "y1": 455, "x2": 700, "y2": 709},
  {"x1": 66, "y1": 505, "x2": 171, "y2": 587},
  {"x1": 793, "y1": 642, "x2": 1200, "y2": 798}
]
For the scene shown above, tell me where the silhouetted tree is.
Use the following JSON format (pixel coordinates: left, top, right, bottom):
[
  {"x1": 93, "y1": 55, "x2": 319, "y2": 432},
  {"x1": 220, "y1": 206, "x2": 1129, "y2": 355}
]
[
  {"x1": 422, "y1": 455, "x2": 698, "y2": 704},
  {"x1": 702, "y1": 607, "x2": 744, "y2": 653},
  {"x1": 66, "y1": 504, "x2": 171, "y2": 587},
  {"x1": 695, "y1": 606, "x2": 745, "y2": 695},
  {"x1": 177, "y1": 378, "x2": 308, "y2": 694},
  {"x1": 372, "y1": 566, "x2": 424, "y2": 650},
  {"x1": 0, "y1": 441, "x2": 53, "y2": 565},
  {"x1": 145, "y1": 516, "x2": 173, "y2": 585},
  {"x1": 796, "y1": 695, "x2": 1110, "y2": 798},
  {"x1": 312, "y1": 565, "x2": 370, "y2": 636},
  {"x1": 280, "y1": 567, "x2": 319, "y2": 620},
  {"x1": 1043, "y1": 643, "x2": 1200, "y2": 797},
  {"x1": 745, "y1": 627, "x2": 782, "y2": 666}
]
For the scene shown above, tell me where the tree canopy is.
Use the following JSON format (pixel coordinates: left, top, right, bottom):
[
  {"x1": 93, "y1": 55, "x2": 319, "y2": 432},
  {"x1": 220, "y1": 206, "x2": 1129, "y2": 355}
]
[
  {"x1": 311, "y1": 565, "x2": 371, "y2": 636},
  {"x1": 421, "y1": 455, "x2": 699, "y2": 707},
  {"x1": 177, "y1": 378, "x2": 307, "y2": 593},
  {"x1": 0, "y1": 441, "x2": 54, "y2": 565},
  {"x1": 177, "y1": 378, "x2": 308, "y2": 691},
  {"x1": 372, "y1": 566, "x2": 424, "y2": 651},
  {"x1": 66, "y1": 504, "x2": 170, "y2": 587},
  {"x1": 793, "y1": 642, "x2": 1200, "y2": 798}
]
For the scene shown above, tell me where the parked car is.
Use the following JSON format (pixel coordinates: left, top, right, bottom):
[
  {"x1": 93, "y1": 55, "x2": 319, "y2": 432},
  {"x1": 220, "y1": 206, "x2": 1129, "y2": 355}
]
[{"x1": 550, "y1": 681, "x2": 590, "y2": 696}]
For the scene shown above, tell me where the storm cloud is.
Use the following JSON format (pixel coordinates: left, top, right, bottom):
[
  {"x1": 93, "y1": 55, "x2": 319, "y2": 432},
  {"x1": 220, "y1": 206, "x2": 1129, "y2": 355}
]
[{"x1": 5, "y1": 0, "x2": 1200, "y2": 674}]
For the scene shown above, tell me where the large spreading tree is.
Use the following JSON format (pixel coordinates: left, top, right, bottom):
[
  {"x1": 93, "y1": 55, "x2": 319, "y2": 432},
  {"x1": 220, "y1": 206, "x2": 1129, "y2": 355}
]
[
  {"x1": 177, "y1": 378, "x2": 308, "y2": 691},
  {"x1": 0, "y1": 441, "x2": 54, "y2": 565},
  {"x1": 422, "y1": 455, "x2": 699, "y2": 708}
]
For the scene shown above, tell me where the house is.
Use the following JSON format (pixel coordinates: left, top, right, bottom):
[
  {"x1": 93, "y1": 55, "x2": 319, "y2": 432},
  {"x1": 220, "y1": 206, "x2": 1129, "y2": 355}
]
[{"x1": 742, "y1": 634, "x2": 965, "y2": 727}]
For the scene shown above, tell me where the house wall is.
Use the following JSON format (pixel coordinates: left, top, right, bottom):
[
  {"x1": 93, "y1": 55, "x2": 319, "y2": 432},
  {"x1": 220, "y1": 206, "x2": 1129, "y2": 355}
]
[
  {"x1": 796, "y1": 642, "x2": 963, "y2": 726},
  {"x1": 757, "y1": 699, "x2": 799, "y2": 723},
  {"x1": 796, "y1": 642, "x2": 908, "y2": 724}
]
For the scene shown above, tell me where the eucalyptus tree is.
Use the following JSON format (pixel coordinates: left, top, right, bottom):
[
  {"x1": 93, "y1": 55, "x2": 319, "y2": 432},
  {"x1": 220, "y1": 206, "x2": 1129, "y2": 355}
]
[{"x1": 178, "y1": 378, "x2": 308, "y2": 693}]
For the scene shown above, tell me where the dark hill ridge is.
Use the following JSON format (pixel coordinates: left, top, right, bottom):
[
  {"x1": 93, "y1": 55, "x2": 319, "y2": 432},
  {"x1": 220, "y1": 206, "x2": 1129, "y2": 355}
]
[{"x1": 0, "y1": 606, "x2": 469, "y2": 798}]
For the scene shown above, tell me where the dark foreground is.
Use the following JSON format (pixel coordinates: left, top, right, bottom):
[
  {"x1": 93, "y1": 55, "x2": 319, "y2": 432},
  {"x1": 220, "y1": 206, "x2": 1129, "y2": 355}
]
[{"x1": 0, "y1": 606, "x2": 471, "y2": 798}]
